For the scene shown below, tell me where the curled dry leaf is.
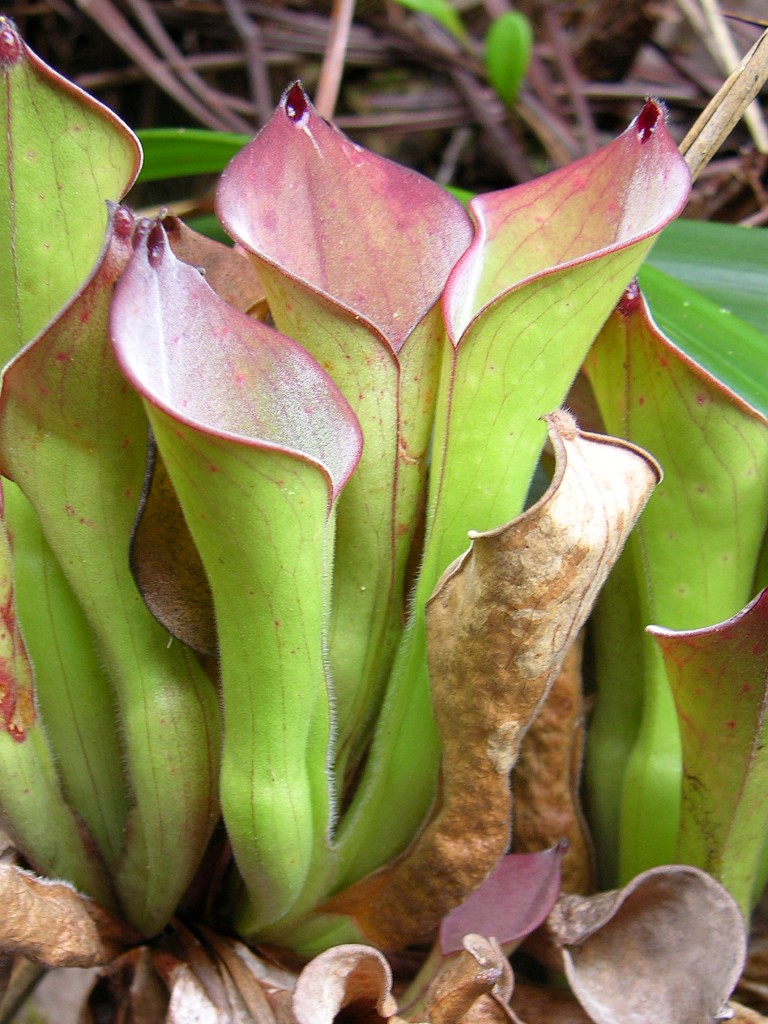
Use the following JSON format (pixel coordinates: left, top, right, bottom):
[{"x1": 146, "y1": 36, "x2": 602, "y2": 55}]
[
  {"x1": 548, "y1": 864, "x2": 747, "y2": 1024},
  {"x1": 511, "y1": 632, "x2": 595, "y2": 894},
  {"x1": 292, "y1": 944, "x2": 398, "y2": 1024},
  {"x1": 0, "y1": 864, "x2": 135, "y2": 968},
  {"x1": 425, "y1": 935, "x2": 513, "y2": 1024},
  {"x1": 326, "y1": 410, "x2": 659, "y2": 949}
]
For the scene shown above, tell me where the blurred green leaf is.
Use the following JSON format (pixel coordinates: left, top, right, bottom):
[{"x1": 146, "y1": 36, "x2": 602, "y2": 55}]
[
  {"x1": 639, "y1": 262, "x2": 768, "y2": 419},
  {"x1": 137, "y1": 128, "x2": 249, "y2": 181},
  {"x1": 647, "y1": 220, "x2": 768, "y2": 333},
  {"x1": 392, "y1": 0, "x2": 466, "y2": 41},
  {"x1": 484, "y1": 11, "x2": 533, "y2": 106}
]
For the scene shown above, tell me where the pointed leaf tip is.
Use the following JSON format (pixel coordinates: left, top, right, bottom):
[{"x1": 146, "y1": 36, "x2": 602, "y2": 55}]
[
  {"x1": 284, "y1": 81, "x2": 310, "y2": 123},
  {"x1": 216, "y1": 86, "x2": 472, "y2": 352},
  {"x1": 445, "y1": 100, "x2": 689, "y2": 342},
  {"x1": 635, "y1": 98, "x2": 662, "y2": 142}
]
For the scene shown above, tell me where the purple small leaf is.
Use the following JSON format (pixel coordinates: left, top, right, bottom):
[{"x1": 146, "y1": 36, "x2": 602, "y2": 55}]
[{"x1": 439, "y1": 844, "x2": 565, "y2": 955}]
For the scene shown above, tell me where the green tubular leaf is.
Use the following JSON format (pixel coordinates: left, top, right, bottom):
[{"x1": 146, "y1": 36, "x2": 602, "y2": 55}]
[
  {"x1": 639, "y1": 263, "x2": 768, "y2": 419},
  {"x1": 583, "y1": 285, "x2": 768, "y2": 885},
  {"x1": 484, "y1": 11, "x2": 533, "y2": 106},
  {"x1": 334, "y1": 101, "x2": 692, "y2": 886},
  {"x1": 0, "y1": 208, "x2": 221, "y2": 937},
  {"x1": 0, "y1": 484, "x2": 116, "y2": 910},
  {"x1": 0, "y1": 17, "x2": 140, "y2": 359},
  {"x1": 216, "y1": 83, "x2": 473, "y2": 785},
  {"x1": 4, "y1": 480, "x2": 129, "y2": 871},
  {"x1": 110, "y1": 220, "x2": 362, "y2": 935},
  {"x1": 645, "y1": 219, "x2": 768, "y2": 334},
  {"x1": 650, "y1": 590, "x2": 768, "y2": 916},
  {"x1": 136, "y1": 128, "x2": 249, "y2": 182},
  {"x1": 581, "y1": 541, "x2": 646, "y2": 886}
]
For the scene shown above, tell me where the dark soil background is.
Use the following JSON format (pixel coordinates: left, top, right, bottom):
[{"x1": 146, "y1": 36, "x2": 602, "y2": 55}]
[
  {"x1": 5, "y1": 0, "x2": 768, "y2": 222},
  {"x1": 1, "y1": 2, "x2": 768, "y2": 1021}
]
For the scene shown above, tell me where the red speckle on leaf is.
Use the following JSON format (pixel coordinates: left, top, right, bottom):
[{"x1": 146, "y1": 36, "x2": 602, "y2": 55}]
[
  {"x1": 113, "y1": 207, "x2": 134, "y2": 240},
  {"x1": 695, "y1": 393, "x2": 707, "y2": 405},
  {"x1": 132, "y1": 218, "x2": 152, "y2": 251},
  {"x1": 64, "y1": 503, "x2": 75, "y2": 517},
  {"x1": 147, "y1": 223, "x2": 166, "y2": 268},
  {"x1": 55, "y1": 351, "x2": 71, "y2": 362},
  {"x1": 751, "y1": 644, "x2": 763, "y2": 656},
  {"x1": 0, "y1": 24, "x2": 23, "y2": 67},
  {"x1": 725, "y1": 721, "x2": 736, "y2": 730},
  {"x1": 284, "y1": 82, "x2": 309, "y2": 124},
  {"x1": 740, "y1": 683, "x2": 753, "y2": 694},
  {"x1": 636, "y1": 99, "x2": 660, "y2": 142},
  {"x1": 638, "y1": 396, "x2": 646, "y2": 406},
  {"x1": 208, "y1": 464, "x2": 219, "y2": 473},
  {"x1": 618, "y1": 279, "x2": 642, "y2": 316}
]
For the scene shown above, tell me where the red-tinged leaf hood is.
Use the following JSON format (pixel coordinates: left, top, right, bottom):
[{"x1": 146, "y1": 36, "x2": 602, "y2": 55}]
[
  {"x1": 110, "y1": 218, "x2": 362, "y2": 503},
  {"x1": 444, "y1": 99, "x2": 691, "y2": 344},
  {"x1": 215, "y1": 82, "x2": 473, "y2": 354}
]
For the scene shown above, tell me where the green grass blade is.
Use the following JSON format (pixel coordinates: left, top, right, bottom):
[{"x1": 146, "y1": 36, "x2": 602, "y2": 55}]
[
  {"x1": 136, "y1": 128, "x2": 249, "y2": 181},
  {"x1": 639, "y1": 263, "x2": 768, "y2": 419},
  {"x1": 646, "y1": 220, "x2": 768, "y2": 333}
]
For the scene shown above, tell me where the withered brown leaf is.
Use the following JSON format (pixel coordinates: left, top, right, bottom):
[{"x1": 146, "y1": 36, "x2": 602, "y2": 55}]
[
  {"x1": 326, "y1": 411, "x2": 659, "y2": 949},
  {"x1": 511, "y1": 632, "x2": 594, "y2": 894},
  {"x1": 0, "y1": 864, "x2": 135, "y2": 968},
  {"x1": 548, "y1": 864, "x2": 747, "y2": 1024},
  {"x1": 292, "y1": 944, "x2": 398, "y2": 1024},
  {"x1": 425, "y1": 936, "x2": 513, "y2": 1024}
]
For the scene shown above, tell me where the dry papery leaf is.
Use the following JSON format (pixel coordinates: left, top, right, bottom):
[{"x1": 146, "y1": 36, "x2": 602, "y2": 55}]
[
  {"x1": 548, "y1": 864, "x2": 747, "y2": 1024},
  {"x1": 511, "y1": 632, "x2": 594, "y2": 894},
  {"x1": 292, "y1": 944, "x2": 398, "y2": 1024},
  {"x1": 423, "y1": 936, "x2": 514, "y2": 1024},
  {"x1": 327, "y1": 410, "x2": 659, "y2": 949},
  {"x1": 77, "y1": 927, "x2": 299, "y2": 1024},
  {"x1": 0, "y1": 864, "x2": 135, "y2": 970}
]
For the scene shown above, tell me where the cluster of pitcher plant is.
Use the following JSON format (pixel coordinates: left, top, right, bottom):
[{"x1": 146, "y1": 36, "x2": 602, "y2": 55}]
[{"x1": 1, "y1": 14, "x2": 767, "y2": 1022}]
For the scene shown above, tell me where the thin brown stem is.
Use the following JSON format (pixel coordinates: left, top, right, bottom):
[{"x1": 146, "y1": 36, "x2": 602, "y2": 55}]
[{"x1": 315, "y1": 0, "x2": 357, "y2": 119}]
